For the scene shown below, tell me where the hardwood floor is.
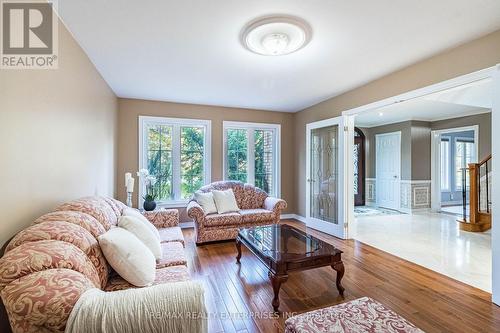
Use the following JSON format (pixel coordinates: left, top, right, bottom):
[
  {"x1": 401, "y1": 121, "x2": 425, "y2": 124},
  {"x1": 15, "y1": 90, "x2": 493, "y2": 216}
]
[{"x1": 183, "y1": 220, "x2": 500, "y2": 333}]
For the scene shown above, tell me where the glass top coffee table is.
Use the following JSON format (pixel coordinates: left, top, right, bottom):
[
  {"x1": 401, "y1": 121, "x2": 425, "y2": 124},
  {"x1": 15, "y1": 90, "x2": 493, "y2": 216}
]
[{"x1": 236, "y1": 224, "x2": 344, "y2": 311}]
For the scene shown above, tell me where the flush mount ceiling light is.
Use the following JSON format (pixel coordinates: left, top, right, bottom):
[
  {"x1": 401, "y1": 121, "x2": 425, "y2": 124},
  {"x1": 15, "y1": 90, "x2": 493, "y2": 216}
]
[{"x1": 241, "y1": 15, "x2": 312, "y2": 56}]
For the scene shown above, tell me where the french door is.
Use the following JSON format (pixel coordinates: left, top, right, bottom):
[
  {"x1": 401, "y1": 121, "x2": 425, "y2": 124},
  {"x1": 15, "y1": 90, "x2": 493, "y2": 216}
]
[{"x1": 305, "y1": 116, "x2": 353, "y2": 239}]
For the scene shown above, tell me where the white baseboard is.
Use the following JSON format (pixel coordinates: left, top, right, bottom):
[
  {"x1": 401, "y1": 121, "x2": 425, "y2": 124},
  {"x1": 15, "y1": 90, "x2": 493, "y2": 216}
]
[
  {"x1": 399, "y1": 207, "x2": 431, "y2": 215},
  {"x1": 281, "y1": 214, "x2": 307, "y2": 223}
]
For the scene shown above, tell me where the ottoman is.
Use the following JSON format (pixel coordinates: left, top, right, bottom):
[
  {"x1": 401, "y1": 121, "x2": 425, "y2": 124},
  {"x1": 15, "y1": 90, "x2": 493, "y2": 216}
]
[{"x1": 285, "y1": 297, "x2": 424, "y2": 333}]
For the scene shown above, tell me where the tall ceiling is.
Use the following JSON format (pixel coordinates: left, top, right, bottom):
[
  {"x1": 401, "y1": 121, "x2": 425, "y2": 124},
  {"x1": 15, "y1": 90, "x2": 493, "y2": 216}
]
[
  {"x1": 355, "y1": 79, "x2": 492, "y2": 127},
  {"x1": 58, "y1": 0, "x2": 500, "y2": 112}
]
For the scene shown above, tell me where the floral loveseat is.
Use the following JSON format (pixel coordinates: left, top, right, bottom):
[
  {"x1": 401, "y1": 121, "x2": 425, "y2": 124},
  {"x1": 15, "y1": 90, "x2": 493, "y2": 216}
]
[
  {"x1": 187, "y1": 181, "x2": 287, "y2": 244},
  {"x1": 0, "y1": 196, "x2": 204, "y2": 333}
]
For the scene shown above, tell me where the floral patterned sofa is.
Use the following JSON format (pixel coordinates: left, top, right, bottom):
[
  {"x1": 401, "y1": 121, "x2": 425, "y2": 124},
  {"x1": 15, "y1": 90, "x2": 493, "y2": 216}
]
[
  {"x1": 0, "y1": 196, "x2": 202, "y2": 333},
  {"x1": 187, "y1": 181, "x2": 287, "y2": 244}
]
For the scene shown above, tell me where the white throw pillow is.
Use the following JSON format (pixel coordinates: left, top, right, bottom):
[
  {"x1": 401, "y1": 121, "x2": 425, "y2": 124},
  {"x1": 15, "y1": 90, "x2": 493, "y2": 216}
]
[
  {"x1": 194, "y1": 192, "x2": 217, "y2": 214},
  {"x1": 123, "y1": 208, "x2": 161, "y2": 241},
  {"x1": 98, "y1": 228, "x2": 156, "y2": 287},
  {"x1": 212, "y1": 189, "x2": 240, "y2": 214},
  {"x1": 118, "y1": 215, "x2": 162, "y2": 261}
]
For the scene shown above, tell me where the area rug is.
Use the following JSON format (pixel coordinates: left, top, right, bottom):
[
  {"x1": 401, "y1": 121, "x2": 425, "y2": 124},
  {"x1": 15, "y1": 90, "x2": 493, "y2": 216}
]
[
  {"x1": 284, "y1": 297, "x2": 424, "y2": 333},
  {"x1": 354, "y1": 206, "x2": 402, "y2": 216}
]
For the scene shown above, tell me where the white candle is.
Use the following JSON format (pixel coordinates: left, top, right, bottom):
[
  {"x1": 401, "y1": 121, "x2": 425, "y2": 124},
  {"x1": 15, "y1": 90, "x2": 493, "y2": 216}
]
[
  {"x1": 126, "y1": 177, "x2": 135, "y2": 193},
  {"x1": 125, "y1": 172, "x2": 132, "y2": 186}
]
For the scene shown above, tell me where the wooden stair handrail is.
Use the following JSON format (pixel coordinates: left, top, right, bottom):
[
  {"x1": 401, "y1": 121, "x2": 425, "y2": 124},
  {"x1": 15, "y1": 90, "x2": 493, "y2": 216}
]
[
  {"x1": 478, "y1": 154, "x2": 492, "y2": 167},
  {"x1": 459, "y1": 155, "x2": 491, "y2": 232}
]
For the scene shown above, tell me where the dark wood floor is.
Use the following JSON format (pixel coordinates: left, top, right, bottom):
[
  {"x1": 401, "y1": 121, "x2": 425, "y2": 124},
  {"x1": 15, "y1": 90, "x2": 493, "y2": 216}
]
[{"x1": 183, "y1": 220, "x2": 500, "y2": 333}]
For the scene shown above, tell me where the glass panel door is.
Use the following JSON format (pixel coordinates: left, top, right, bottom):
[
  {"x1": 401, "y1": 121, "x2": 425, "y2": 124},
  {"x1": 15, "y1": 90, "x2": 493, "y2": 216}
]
[
  {"x1": 306, "y1": 115, "x2": 349, "y2": 239},
  {"x1": 310, "y1": 125, "x2": 338, "y2": 224}
]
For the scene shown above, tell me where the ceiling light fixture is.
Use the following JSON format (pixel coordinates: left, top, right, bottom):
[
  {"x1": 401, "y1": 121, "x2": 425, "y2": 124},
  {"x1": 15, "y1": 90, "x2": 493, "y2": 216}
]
[{"x1": 241, "y1": 15, "x2": 312, "y2": 56}]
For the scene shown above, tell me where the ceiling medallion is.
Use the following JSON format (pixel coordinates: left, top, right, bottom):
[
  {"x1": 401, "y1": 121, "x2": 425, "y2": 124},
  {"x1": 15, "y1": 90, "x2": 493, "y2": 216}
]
[{"x1": 241, "y1": 15, "x2": 312, "y2": 56}]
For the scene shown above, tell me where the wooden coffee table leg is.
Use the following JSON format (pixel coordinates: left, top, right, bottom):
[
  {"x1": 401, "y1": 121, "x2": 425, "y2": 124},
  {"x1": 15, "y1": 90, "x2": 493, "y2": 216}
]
[
  {"x1": 332, "y1": 261, "x2": 345, "y2": 297},
  {"x1": 269, "y1": 272, "x2": 288, "y2": 312},
  {"x1": 235, "y1": 238, "x2": 242, "y2": 264}
]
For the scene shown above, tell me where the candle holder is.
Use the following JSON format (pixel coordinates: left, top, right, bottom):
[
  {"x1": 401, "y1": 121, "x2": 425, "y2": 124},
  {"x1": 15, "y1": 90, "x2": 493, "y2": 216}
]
[{"x1": 126, "y1": 192, "x2": 133, "y2": 208}]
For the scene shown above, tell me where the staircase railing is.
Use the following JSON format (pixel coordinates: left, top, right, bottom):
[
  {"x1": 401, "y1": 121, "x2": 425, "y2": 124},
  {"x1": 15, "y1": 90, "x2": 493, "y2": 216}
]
[{"x1": 458, "y1": 154, "x2": 492, "y2": 232}]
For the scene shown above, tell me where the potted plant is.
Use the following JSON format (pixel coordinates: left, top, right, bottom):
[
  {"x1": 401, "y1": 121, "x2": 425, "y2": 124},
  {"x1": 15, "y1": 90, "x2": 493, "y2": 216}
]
[{"x1": 137, "y1": 169, "x2": 157, "y2": 211}]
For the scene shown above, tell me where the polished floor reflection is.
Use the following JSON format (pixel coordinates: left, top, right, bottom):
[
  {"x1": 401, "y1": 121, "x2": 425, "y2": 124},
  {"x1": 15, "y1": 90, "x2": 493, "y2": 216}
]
[{"x1": 351, "y1": 211, "x2": 491, "y2": 292}]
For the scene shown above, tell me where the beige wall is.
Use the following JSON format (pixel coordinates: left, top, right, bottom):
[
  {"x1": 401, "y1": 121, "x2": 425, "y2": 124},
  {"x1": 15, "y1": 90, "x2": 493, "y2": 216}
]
[
  {"x1": 294, "y1": 29, "x2": 500, "y2": 217},
  {"x1": 0, "y1": 23, "x2": 118, "y2": 246},
  {"x1": 360, "y1": 113, "x2": 491, "y2": 183},
  {"x1": 117, "y1": 98, "x2": 295, "y2": 221},
  {"x1": 359, "y1": 121, "x2": 413, "y2": 180}
]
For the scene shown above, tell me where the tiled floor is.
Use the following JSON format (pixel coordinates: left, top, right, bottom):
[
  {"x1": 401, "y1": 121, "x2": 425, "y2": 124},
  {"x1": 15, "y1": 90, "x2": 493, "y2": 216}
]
[
  {"x1": 350, "y1": 211, "x2": 491, "y2": 292},
  {"x1": 441, "y1": 204, "x2": 470, "y2": 217}
]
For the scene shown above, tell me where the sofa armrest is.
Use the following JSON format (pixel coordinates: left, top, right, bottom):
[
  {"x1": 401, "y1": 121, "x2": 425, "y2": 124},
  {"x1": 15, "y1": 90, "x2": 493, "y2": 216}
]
[
  {"x1": 187, "y1": 201, "x2": 206, "y2": 226},
  {"x1": 142, "y1": 209, "x2": 179, "y2": 228},
  {"x1": 264, "y1": 197, "x2": 287, "y2": 215},
  {"x1": 66, "y1": 281, "x2": 207, "y2": 333}
]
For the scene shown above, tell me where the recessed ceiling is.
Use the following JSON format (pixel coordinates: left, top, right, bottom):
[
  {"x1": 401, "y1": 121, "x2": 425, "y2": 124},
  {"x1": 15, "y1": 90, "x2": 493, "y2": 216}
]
[
  {"x1": 57, "y1": 1, "x2": 500, "y2": 112},
  {"x1": 355, "y1": 79, "x2": 492, "y2": 127}
]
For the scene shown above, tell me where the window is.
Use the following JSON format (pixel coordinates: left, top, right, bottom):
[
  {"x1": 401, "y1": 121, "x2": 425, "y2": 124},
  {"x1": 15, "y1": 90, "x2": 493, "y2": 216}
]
[
  {"x1": 455, "y1": 138, "x2": 474, "y2": 191},
  {"x1": 223, "y1": 122, "x2": 280, "y2": 196},
  {"x1": 139, "y1": 116, "x2": 211, "y2": 206},
  {"x1": 440, "y1": 137, "x2": 450, "y2": 191}
]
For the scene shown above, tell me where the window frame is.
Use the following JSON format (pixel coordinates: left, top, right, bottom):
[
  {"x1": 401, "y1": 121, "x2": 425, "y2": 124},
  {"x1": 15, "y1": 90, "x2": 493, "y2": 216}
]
[
  {"x1": 222, "y1": 121, "x2": 281, "y2": 197},
  {"x1": 138, "y1": 116, "x2": 211, "y2": 208},
  {"x1": 454, "y1": 136, "x2": 475, "y2": 191}
]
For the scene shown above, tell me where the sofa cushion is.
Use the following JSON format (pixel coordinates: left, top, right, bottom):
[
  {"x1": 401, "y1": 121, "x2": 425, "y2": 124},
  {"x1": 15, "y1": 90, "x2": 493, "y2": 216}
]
[
  {"x1": 0, "y1": 268, "x2": 95, "y2": 333},
  {"x1": 156, "y1": 242, "x2": 187, "y2": 268},
  {"x1": 104, "y1": 265, "x2": 190, "y2": 292},
  {"x1": 57, "y1": 197, "x2": 118, "y2": 230},
  {"x1": 5, "y1": 221, "x2": 109, "y2": 288},
  {"x1": 213, "y1": 189, "x2": 240, "y2": 214},
  {"x1": 239, "y1": 209, "x2": 275, "y2": 224},
  {"x1": 34, "y1": 210, "x2": 107, "y2": 238},
  {"x1": 98, "y1": 228, "x2": 156, "y2": 287},
  {"x1": 241, "y1": 183, "x2": 268, "y2": 209},
  {"x1": 0, "y1": 240, "x2": 101, "y2": 290},
  {"x1": 158, "y1": 226, "x2": 185, "y2": 246},
  {"x1": 204, "y1": 212, "x2": 242, "y2": 227},
  {"x1": 118, "y1": 215, "x2": 162, "y2": 261}
]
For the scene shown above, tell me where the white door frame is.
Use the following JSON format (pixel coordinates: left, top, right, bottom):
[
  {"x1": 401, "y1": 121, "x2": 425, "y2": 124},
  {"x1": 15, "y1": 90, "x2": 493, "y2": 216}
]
[
  {"x1": 491, "y1": 65, "x2": 500, "y2": 306},
  {"x1": 305, "y1": 115, "x2": 353, "y2": 239},
  {"x1": 375, "y1": 131, "x2": 401, "y2": 210},
  {"x1": 430, "y1": 125, "x2": 479, "y2": 212},
  {"x1": 338, "y1": 64, "x2": 498, "y2": 305}
]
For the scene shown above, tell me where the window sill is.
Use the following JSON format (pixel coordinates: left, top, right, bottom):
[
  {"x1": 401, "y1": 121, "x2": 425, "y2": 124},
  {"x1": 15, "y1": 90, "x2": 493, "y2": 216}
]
[{"x1": 156, "y1": 200, "x2": 190, "y2": 209}]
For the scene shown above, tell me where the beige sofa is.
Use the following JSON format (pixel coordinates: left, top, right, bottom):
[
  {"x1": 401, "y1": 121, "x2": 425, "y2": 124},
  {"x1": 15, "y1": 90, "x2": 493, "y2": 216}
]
[
  {"x1": 187, "y1": 181, "x2": 287, "y2": 244},
  {"x1": 0, "y1": 196, "x2": 205, "y2": 333}
]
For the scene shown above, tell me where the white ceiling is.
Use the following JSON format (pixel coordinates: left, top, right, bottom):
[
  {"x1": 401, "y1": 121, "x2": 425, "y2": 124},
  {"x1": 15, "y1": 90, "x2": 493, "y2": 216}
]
[
  {"x1": 355, "y1": 79, "x2": 492, "y2": 127},
  {"x1": 57, "y1": 1, "x2": 500, "y2": 112}
]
